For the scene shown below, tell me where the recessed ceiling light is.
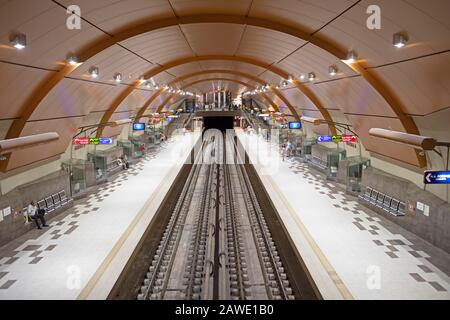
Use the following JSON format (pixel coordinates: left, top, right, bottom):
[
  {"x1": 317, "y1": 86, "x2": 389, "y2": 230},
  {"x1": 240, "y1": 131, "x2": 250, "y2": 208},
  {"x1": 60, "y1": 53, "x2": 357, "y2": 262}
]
[
  {"x1": 67, "y1": 54, "x2": 78, "y2": 66},
  {"x1": 114, "y1": 73, "x2": 122, "y2": 83},
  {"x1": 300, "y1": 74, "x2": 305, "y2": 80},
  {"x1": 393, "y1": 33, "x2": 407, "y2": 48},
  {"x1": 328, "y1": 65, "x2": 338, "y2": 76},
  {"x1": 89, "y1": 66, "x2": 99, "y2": 78},
  {"x1": 308, "y1": 72, "x2": 316, "y2": 81},
  {"x1": 11, "y1": 33, "x2": 26, "y2": 50},
  {"x1": 343, "y1": 50, "x2": 358, "y2": 64}
]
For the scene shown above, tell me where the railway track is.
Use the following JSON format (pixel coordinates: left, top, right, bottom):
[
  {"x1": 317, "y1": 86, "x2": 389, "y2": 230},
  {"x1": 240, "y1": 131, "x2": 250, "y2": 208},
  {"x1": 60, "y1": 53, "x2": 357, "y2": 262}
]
[{"x1": 137, "y1": 129, "x2": 294, "y2": 300}]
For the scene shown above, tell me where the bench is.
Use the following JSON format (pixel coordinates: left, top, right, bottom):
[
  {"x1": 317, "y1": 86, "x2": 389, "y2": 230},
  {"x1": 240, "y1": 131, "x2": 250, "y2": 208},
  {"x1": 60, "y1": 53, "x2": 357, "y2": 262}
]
[
  {"x1": 22, "y1": 190, "x2": 73, "y2": 220},
  {"x1": 358, "y1": 186, "x2": 406, "y2": 217},
  {"x1": 310, "y1": 156, "x2": 328, "y2": 171}
]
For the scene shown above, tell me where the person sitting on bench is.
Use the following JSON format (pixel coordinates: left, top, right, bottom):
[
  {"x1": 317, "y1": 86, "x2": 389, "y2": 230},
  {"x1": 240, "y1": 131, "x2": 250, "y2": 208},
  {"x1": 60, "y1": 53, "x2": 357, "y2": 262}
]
[{"x1": 27, "y1": 201, "x2": 49, "y2": 229}]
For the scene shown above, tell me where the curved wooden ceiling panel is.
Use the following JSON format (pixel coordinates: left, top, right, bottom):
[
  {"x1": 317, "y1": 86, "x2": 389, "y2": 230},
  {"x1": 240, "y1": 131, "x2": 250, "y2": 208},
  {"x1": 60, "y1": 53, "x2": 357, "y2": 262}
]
[
  {"x1": 59, "y1": 0, "x2": 175, "y2": 33},
  {"x1": 0, "y1": 64, "x2": 53, "y2": 119},
  {"x1": 316, "y1": 0, "x2": 450, "y2": 67},
  {"x1": 0, "y1": 1, "x2": 104, "y2": 69},
  {"x1": 28, "y1": 79, "x2": 122, "y2": 120},
  {"x1": 370, "y1": 52, "x2": 450, "y2": 116},
  {"x1": 180, "y1": 23, "x2": 245, "y2": 55},
  {"x1": 1, "y1": 2, "x2": 445, "y2": 170},
  {"x1": 119, "y1": 26, "x2": 193, "y2": 65}
]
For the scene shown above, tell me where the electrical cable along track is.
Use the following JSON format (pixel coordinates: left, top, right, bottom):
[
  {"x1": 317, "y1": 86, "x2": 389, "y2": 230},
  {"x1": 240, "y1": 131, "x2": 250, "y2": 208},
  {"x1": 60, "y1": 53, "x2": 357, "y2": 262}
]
[{"x1": 113, "y1": 129, "x2": 319, "y2": 300}]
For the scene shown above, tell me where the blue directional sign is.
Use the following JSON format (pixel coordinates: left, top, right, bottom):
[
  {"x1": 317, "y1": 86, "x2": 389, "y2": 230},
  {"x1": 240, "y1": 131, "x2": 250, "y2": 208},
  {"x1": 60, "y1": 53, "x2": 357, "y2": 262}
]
[
  {"x1": 317, "y1": 135, "x2": 332, "y2": 143},
  {"x1": 99, "y1": 138, "x2": 113, "y2": 145},
  {"x1": 289, "y1": 122, "x2": 301, "y2": 129},
  {"x1": 424, "y1": 170, "x2": 450, "y2": 184},
  {"x1": 132, "y1": 123, "x2": 145, "y2": 131}
]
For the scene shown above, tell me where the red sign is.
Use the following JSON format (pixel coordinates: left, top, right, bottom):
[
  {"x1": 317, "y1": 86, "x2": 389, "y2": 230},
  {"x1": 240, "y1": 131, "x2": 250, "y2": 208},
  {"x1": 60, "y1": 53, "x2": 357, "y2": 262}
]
[
  {"x1": 276, "y1": 116, "x2": 284, "y2": 121},
  {"x1": 73, "y1": 138, "x2": 89, "y2": 145},
  {"x1": 341, "y1": 134, "x2": 357, "y2": 143}
]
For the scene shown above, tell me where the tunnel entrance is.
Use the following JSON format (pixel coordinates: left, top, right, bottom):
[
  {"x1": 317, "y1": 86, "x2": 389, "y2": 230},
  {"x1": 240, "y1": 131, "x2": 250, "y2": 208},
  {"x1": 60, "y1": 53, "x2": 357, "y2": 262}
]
[{"x1": 203, "y1": 116, "x2": 234, "y2": 132}]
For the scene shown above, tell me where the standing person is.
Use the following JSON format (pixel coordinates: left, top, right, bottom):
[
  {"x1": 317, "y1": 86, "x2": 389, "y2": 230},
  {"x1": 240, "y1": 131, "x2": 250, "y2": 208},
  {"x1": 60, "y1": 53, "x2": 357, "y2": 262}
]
[
  {"x1": 27, "y1": 201, "x2": 48, "y2": 229},
  {"x1": 286, "y1": 141, "x2": 293, "y2": 158},
  {"x1": 281, "y1": 143, "x2": 287, "y2": 162}
]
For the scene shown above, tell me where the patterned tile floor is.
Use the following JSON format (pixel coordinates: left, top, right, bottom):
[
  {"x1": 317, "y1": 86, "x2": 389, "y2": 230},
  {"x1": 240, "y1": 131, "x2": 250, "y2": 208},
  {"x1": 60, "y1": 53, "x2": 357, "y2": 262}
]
[
  {"x1": 0, "y1": 146, "x2": 162, "y2": 295},
  {"x1": 238, "y1": 131, "x2": 450, "y2": 299},
  {"x1": 288, "y1": 158, "x2": 450, "y2": 295}
]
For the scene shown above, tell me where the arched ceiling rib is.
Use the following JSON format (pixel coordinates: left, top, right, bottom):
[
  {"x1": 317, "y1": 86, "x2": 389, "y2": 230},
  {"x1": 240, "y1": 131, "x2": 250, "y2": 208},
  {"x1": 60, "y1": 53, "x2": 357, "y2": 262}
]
[
  {"x1": 95, "y1": 55, "x2": 332, "y2": 138},
  {"x1": 133, "y1": 69, "x2": 302, "y2": 124},
  {"x1": 1, "y1": 1, "x2": 448, "y2": 171},
  {"x1": 153, "y1": 77, "x2": 276, "y2": 114}
]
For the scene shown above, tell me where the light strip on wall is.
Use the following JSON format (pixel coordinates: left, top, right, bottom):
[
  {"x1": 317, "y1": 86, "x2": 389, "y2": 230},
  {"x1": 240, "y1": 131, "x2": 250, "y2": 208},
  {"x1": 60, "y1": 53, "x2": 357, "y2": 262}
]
[
  {"x1": 0, "y1": 132, "x2": 59, "y2": 154},
  {"x1": 369, "y1": 128, "x2": 437, "y2": 150}
]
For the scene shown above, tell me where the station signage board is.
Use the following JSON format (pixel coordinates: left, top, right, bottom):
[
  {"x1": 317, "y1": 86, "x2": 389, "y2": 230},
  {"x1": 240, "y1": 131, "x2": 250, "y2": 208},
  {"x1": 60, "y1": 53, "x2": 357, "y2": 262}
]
[
  {"x1": 73, "y1": 137, "x2": 113, "y2": 145},
  {"x1": 73, "y1": 138, "x2": 89, "y2": 145},
  {"x1": 317, "y1": 135, "x2": 332, "y2": 142},
  {"x1": 288, "y1": 122, "x2": 301, "y2": 129},
  {"x1": 132, "y1": 123, "x2": 145, "y2": 131},
  {"x1": 316, "y1": 134, "x2": 357, "y2": 143},
  {"x1": 423, "y1": 171, "x2": 450, "y2": 184}
]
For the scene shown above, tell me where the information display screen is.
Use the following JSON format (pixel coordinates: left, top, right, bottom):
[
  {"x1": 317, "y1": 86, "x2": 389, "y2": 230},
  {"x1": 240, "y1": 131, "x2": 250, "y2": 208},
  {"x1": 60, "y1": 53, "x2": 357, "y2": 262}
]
[
  {"x1": 289, "y1": 122, "x2": 301, "y2": 129},
  {"x1": 133, "y1": 123, "x2": 146, "y2": 131}
]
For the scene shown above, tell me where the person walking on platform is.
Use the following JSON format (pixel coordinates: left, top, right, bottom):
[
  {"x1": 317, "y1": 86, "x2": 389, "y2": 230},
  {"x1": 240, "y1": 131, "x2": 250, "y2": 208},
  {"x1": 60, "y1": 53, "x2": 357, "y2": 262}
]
[
  {"x1": 27, "y1": 201, "x2": 49, "y2": 229},
  {"x1": 281, "y1": 143, "x2": 287, "y2": 162}
]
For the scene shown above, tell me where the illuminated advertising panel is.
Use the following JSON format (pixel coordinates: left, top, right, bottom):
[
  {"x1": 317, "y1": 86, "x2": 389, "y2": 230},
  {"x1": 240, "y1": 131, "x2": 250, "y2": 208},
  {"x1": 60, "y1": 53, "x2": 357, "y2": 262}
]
[
  {"x1": 132, "y1": 123, "x2": 145, "y2": 131},
  {"x1": 289, "y1": 122, "x2": 301, "y2": 129}
]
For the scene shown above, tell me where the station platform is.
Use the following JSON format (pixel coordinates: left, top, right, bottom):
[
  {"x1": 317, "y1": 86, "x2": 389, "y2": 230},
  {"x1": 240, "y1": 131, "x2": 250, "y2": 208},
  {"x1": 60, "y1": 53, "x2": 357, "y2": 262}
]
[
  {"x1": 0, "y1": 132, "x2": 200, "y2": 300},
  {"x1": 236, "y1": 129, "x2": 450, "y2": 300}
]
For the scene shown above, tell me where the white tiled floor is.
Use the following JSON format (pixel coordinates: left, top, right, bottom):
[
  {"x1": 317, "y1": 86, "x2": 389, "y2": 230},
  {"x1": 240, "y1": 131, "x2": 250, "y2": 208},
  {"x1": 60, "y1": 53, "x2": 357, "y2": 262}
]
[
  {"x1": 237, "y1": 130, "x2": 450, "y2": 300},
  {"x1": 0, "y1": 132, "x2": 199, "y2": 300}
]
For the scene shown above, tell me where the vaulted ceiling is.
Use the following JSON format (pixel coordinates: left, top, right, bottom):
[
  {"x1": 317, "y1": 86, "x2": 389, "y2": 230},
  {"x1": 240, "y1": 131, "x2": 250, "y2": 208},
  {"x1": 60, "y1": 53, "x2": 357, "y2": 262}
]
[{"x1": 0, "y1": 0, "x2": 449, "y2": 172}]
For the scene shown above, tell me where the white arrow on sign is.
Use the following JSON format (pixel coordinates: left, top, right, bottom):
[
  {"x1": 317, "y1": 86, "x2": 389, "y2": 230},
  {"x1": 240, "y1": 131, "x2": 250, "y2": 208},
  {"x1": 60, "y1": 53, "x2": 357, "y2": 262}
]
[{"x1": 425, "y1": 172, "x2": 432, "y2": 183}]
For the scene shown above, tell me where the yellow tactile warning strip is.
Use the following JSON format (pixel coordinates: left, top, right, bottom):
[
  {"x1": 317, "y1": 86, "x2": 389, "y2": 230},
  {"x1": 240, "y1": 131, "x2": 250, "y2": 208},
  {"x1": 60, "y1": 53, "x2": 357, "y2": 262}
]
[
  {"x1": 263, "y1": 174, "x2": 354, "y2": 300},
  {"x1": 77, "y1": 166, "x2": 176, "y2": 300}
]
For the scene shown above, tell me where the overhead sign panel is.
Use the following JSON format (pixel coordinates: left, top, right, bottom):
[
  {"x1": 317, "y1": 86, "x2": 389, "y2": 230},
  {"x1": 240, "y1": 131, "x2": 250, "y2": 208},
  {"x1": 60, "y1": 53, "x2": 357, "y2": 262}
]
[
  {"x1": 132, "y1": 123, "x2": 145, "y2": 130},
  {"x1": 289, "y1": 122, "x2": 301, "y2": 129},
  {"x1": 317, "y1": 135, "x2": 332, "y2": 142},
  {"x1": 424, "y1": 171, "x2": 450, "y2": 184},
  {"x1": 316, "y1": 134, "x2": 358, "y2": 143}
]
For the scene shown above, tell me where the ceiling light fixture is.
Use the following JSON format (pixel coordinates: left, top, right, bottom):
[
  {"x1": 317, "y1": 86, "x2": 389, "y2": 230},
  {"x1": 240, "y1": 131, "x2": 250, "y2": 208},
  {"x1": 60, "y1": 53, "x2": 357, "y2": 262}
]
[
  {"x1": 308, "y1": 72, "x2": 316, "y2": 81},
  {"x1": 67, "y1": 54, "x2": 78, "y2": 66},
  {"x1": 393, "y1": 32, "x2": 408, "y2": 48},
  {"x1": 114, "y1": 73, "x2": 123, "y2": 83},
  {"x1": 343, "y1": 50, "x2": 358, "y2": 64},
  {"x1": 11, "y1": 33, "x2": 26, "y2": 50},
  {"x1": 328, "y1": 65, "x2": 338, "y2": 76},
  {"x1": 139, "y1": 76, "x2": 146, "y2": 84},
  {"x1": 89, "y1": 66, "x2": 99, "y2": 78},
  {"x1": 300, "y1": 74, "x2": 305, "y2": 81}
]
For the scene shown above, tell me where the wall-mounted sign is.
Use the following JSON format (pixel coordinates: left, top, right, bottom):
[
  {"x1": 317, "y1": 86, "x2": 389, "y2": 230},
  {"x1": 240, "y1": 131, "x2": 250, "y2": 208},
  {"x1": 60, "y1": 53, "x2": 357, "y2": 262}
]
[
  {"x1": 288, "y1": 122, "x2": 301, "y2": 129},
  {"x1": 424, "y1": 170, "x2": 450, "y2": 184},
  {"x1": 99, "y1": 138, "x2": 113, "y2": 145},
  {"x1": 73, "y1": 137, "x2": 112, "y2": 145},
  {"x1": 73, "y1": 138, "x2": 89, "y2": 145},
  {"x1": 317, "y1": 135, "x2": 332, "y2": 142},
  {"x1": 132, "y1": 123, "x2": 146, "y2": 131},
  {"x1": 3, "y1": 207, "x2": 11, "y2": 217},
  {"x1": 316, "y1": 134, "x2": 357, "y2": 143},
  {"x1": 341, "y1": 134, "x2": 358, "y2": 143}
]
